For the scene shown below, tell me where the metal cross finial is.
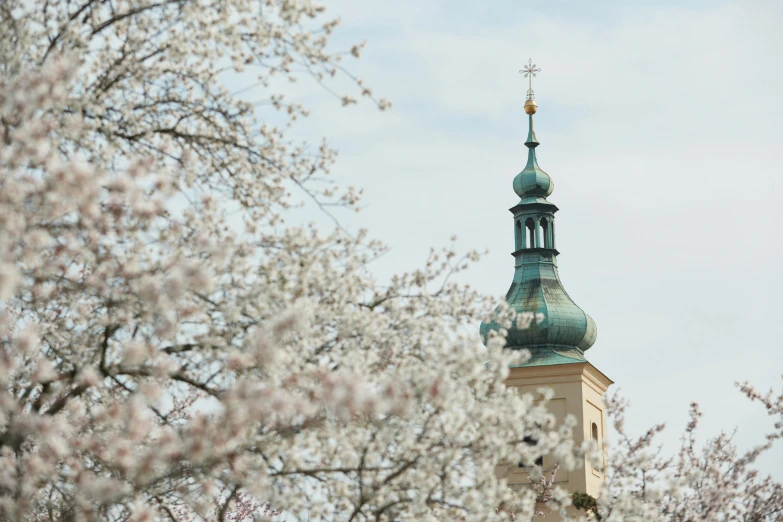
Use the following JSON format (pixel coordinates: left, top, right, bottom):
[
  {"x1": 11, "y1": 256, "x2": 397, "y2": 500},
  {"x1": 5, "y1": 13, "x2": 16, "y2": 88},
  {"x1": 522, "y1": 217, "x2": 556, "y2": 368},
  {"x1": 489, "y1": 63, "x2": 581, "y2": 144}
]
[{"x1": 519, "y1": 58, "x2": 541, "y2": 101}]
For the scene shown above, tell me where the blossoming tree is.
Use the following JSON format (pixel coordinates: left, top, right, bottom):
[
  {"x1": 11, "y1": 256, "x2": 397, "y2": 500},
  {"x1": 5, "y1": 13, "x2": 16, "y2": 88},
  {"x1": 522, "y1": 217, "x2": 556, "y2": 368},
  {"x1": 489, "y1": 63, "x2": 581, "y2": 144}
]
[
  {"x1": 1, "y1": 2, "x2": 782, "y2": 522},
  {"x1": 0, "y1": 1, "x2": 583, "y2": 520}
]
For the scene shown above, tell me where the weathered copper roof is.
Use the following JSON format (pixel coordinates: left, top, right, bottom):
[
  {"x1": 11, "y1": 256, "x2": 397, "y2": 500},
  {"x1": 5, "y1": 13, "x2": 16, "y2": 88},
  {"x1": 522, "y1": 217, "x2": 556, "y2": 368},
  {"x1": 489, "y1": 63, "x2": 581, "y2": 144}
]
[
  {"x1": 481, "y1": 111, "x2": 597, "y2": 365},
  {"x1": 508, "y1": 346, "x2": 587, "y2": 368}
]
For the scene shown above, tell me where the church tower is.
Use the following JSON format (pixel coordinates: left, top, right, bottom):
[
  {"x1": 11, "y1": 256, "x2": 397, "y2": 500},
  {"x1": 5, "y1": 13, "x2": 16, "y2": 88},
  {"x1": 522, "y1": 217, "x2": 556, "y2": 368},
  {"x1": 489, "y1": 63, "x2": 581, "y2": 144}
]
[{"x1": 481, "y1": 61, "x2": 612, "y2": 504}]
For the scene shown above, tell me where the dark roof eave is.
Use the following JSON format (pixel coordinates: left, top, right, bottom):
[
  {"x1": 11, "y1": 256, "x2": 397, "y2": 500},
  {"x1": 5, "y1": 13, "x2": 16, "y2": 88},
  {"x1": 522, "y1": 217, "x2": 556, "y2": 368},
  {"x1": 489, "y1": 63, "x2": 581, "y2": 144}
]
[{"x1": 509, "y1": 201, "x2": 559, "y2": 214}]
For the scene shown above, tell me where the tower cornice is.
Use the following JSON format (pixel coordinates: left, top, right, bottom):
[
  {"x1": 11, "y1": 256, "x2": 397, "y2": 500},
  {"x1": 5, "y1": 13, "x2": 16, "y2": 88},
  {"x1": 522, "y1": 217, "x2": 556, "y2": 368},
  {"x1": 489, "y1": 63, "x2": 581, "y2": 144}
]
[{"x1": 509, "y1": 201, "x2": 559, "y2": 214}]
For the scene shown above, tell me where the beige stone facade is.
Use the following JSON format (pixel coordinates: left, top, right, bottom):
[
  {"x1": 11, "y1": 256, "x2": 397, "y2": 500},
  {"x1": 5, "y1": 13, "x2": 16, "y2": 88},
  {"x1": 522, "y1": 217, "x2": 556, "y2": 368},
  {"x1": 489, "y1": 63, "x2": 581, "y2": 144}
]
[{"x1": 496, "y1": 362, "x2": 612, "y2": 519}]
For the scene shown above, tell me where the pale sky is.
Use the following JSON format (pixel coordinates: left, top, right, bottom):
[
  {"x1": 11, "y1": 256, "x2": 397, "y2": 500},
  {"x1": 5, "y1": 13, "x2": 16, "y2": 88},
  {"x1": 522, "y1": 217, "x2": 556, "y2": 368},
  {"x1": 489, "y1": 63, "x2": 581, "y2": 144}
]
[{"x1": 244, "y1": 0, "x2": 783, "y2": 475}]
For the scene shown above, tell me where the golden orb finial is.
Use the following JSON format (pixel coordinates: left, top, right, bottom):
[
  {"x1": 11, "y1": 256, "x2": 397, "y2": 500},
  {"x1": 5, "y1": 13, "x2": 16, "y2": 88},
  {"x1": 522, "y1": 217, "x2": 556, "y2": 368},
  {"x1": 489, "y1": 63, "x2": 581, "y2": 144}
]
[{"x1": 519, "y1": 58, "x2": 541, "y2": 113}]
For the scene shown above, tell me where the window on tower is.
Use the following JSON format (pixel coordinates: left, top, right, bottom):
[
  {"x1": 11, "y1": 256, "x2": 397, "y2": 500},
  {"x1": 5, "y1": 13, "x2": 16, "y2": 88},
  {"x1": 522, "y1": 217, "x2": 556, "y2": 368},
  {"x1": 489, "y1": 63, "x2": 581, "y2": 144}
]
[
  {"x1": 540, "y1": 217, "x2": 549, "y2": 248},
  {"x1": 515, "y1": 220, "x2": 522, "y2": 250},
  {"x1": 518, "y1": 435, "x2": 544, "y2": 468},
  {"x1": 525, "y1": 218, "x2": 535, "y2": 248},
  {"x1": 550, "y1": 219, "x2": 555, "y2": 249},
  {"x1": 591, "y1": 422, "x2": 603, "y2": 472}
]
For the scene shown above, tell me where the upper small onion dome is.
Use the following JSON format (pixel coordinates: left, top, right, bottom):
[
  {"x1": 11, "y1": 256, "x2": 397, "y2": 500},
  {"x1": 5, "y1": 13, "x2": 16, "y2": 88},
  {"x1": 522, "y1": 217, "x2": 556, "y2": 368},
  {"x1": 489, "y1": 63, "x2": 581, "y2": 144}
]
[
  {"x1": 513, "y1": 161, "x2": 553, "y2": 198},
  {"x1": 513, "y1": 114, "x2": 553, "y2": 199}
]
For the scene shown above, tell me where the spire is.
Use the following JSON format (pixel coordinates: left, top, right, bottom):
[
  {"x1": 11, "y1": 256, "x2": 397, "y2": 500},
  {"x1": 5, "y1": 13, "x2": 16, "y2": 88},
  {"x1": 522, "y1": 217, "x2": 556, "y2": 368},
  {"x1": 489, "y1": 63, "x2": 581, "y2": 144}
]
[
  {"x1": 480, "y1": 60, "x2": 597, "y2": 363},
  {"x1": 525, "y1": 114, "x2": 539, "y2": 148},
  {"x1": 514, "y1": 60, "x2": 550, "y2": 201}
]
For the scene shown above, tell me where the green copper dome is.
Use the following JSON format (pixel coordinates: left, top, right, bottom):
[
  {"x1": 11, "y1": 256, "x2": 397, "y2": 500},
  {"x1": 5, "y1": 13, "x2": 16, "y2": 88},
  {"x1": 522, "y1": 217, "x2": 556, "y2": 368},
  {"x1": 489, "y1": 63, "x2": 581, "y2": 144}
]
[
  {"x1": 481, "y1": 109, "x2": 597, "y2": 364},
  {"x1": 479, "y1": 258, "x2": 597, "y2": 351},
  {"x1": 513, "y1": 116, "x2": 554, "y2": 200}
]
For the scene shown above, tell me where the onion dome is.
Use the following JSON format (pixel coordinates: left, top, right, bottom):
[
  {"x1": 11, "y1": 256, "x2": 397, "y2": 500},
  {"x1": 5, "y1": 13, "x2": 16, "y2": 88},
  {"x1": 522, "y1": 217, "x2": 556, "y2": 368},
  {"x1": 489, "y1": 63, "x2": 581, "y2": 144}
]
[
  {"x1": 480, "y1": 87, "x2": 597, "y2": 366},
  {"x1": 513, "y1": 115, "x2": 554, "y2": 201}
]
